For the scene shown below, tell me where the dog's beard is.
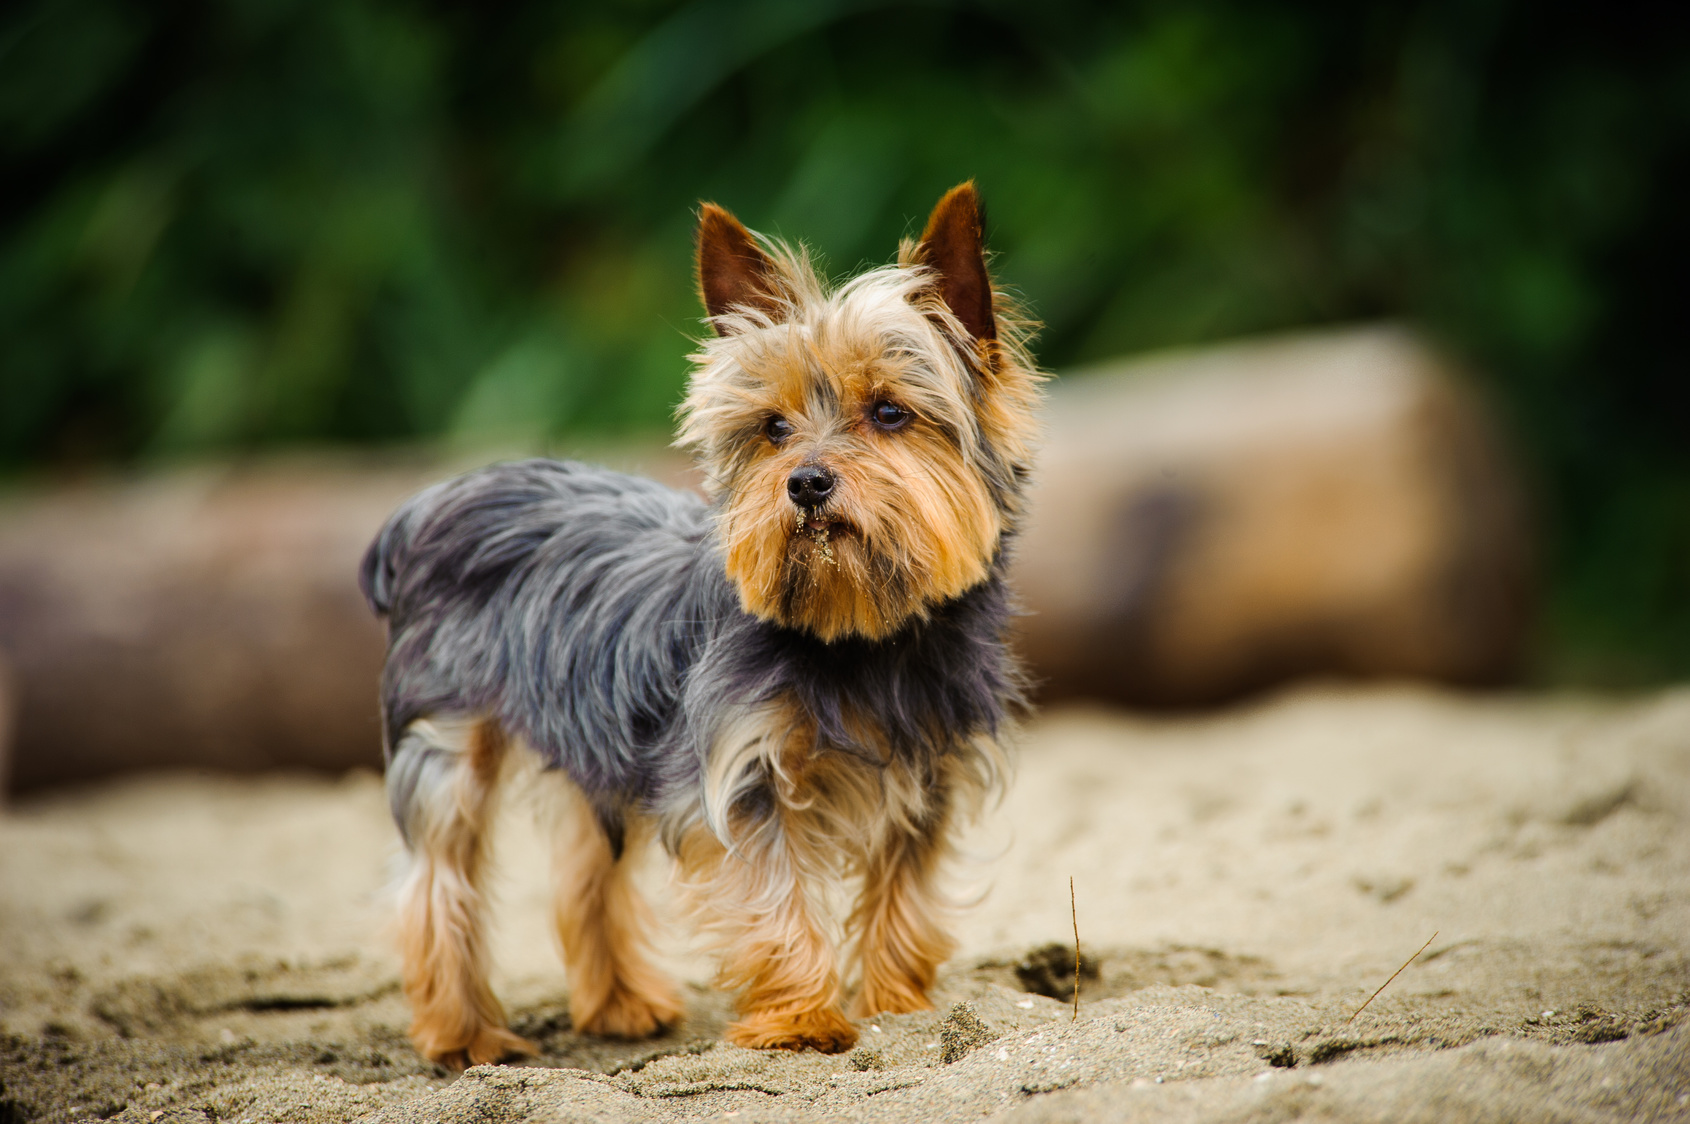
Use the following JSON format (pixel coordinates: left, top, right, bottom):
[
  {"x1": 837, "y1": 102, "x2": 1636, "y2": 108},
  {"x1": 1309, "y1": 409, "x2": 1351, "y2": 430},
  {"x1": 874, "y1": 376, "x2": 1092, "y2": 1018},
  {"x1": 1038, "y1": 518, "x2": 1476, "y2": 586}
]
[
  {"x1": 769, "y1": 515, "x2": 918, "y2": 640},
  {"x1": 792, "y1": 508, "x2": 841, "y2": 568}
]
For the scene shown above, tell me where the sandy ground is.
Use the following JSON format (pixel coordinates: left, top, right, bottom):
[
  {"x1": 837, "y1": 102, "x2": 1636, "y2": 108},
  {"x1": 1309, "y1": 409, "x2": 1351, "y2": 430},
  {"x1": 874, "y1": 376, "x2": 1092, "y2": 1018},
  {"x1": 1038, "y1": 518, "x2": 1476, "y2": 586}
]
[{"x1": 2, "y1": 683, "x2": 1688, "y2": 1123}]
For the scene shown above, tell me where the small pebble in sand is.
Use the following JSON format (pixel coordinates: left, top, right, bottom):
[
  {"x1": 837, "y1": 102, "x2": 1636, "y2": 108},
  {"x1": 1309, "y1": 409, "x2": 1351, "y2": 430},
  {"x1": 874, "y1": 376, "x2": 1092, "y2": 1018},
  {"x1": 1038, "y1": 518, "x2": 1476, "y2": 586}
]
[
  {"x1": 871, "y1": 1024, "x2": 882, "y2": 1033},
  {"x1": 1015, "y1": 1000, "x2": 1034, "y2": 1009}
]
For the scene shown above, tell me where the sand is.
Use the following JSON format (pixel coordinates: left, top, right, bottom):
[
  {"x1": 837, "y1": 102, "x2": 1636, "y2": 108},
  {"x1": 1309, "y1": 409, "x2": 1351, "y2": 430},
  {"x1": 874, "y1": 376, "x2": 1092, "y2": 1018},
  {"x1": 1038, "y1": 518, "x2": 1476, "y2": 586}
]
[{"x1": 2, "y1": 683, "x2": 1688, "y2": 1123}]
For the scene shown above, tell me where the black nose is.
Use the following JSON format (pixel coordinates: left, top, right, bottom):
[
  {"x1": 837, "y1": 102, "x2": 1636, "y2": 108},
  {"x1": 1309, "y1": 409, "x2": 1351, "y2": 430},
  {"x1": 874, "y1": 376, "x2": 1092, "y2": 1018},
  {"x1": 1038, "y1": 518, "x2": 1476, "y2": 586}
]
[{"x1": 787, "y1": 464, "x2": 836, "y2": 507}]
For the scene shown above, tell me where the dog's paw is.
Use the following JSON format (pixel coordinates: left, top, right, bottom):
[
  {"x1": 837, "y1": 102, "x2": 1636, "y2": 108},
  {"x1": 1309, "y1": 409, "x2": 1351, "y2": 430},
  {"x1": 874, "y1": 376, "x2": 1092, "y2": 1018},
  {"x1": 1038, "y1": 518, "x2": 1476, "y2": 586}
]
[
  {"x1": 576, "y1": 984, "x2": 683, "y2": 1039},
  {"x1": 420, "y1": 1024, "x2": 536, "y2": 1072},
  {"x1": 727, "y1": 1006, "x2": 858, "y2": 1053}
]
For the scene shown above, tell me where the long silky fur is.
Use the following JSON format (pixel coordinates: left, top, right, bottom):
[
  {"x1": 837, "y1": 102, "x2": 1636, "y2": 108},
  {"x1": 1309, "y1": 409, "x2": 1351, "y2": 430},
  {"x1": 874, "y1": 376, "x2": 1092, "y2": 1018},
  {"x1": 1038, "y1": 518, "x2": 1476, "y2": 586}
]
[{"x1": 360, "y1": 458, "x2": 1026, "y2": 845}]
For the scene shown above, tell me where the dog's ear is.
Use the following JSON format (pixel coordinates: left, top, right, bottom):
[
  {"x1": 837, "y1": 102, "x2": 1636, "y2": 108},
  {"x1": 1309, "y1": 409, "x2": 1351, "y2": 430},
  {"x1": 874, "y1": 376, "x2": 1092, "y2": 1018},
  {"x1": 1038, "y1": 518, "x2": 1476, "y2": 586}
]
[
  {"x1": 913, "y1": 182, "x2": 996, "y2": 344},
  {"x1": 697, "y1": 203, "x2": 783, "y2": 333}
]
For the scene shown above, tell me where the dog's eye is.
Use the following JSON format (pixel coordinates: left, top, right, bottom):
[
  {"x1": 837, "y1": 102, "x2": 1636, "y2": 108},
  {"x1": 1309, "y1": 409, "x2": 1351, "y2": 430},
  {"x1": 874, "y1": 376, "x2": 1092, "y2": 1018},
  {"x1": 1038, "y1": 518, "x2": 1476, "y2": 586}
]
[
  {"x1": 764, "y1": 416, "x2": 795, "y2": 444},
  {"x1": 870, "y1": 401, "x2": 912, "y2": 430}
]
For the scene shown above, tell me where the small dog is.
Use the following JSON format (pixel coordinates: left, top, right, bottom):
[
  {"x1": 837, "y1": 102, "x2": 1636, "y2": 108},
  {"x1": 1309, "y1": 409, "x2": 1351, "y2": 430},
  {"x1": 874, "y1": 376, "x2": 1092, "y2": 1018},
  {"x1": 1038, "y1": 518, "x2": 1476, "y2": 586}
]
[{"x1": 360, "y1": 183, "x2": 1043, "y2": 1068}]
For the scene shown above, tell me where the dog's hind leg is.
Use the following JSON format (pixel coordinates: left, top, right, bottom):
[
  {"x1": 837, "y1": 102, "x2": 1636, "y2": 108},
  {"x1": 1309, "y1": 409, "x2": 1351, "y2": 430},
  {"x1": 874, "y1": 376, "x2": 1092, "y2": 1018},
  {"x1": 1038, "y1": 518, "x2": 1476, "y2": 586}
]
[
  {"x1": 549, "y1": 779, "x2": 682, "y2": 1038},
  {"x1": 848, "y1": 807, "x2": 957, "y2": 1017},
  {"x1": 388, "y1": 716, "x2": 534, "y2": 1070}
]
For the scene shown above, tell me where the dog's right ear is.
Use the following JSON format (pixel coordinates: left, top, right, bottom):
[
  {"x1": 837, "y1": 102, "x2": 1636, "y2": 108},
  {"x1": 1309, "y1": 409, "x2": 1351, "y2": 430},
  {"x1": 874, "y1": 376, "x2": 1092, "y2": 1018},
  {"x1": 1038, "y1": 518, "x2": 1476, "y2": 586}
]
[{"x1": 696, "y1": 203, "x2": 783, "y2": 333}]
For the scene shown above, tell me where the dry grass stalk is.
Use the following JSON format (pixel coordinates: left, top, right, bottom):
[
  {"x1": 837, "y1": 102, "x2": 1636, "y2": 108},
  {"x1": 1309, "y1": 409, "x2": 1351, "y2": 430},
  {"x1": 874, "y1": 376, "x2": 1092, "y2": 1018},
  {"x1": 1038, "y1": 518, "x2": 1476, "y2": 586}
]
[
  {"x1": 1070, "y1": 876, "x2": 1080, "y2": 1021},
  {"x1": 1345, "y1": 931, "x2": 1438, "y2": 1026}
]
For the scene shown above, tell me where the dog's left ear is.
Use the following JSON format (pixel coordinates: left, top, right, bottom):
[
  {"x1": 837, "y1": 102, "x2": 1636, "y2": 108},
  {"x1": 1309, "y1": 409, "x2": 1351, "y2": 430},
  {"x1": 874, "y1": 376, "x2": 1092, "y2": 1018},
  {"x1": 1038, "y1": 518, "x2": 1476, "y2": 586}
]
[{"x1": 913, "y1": 182, "x2": 996, "y2": 344}]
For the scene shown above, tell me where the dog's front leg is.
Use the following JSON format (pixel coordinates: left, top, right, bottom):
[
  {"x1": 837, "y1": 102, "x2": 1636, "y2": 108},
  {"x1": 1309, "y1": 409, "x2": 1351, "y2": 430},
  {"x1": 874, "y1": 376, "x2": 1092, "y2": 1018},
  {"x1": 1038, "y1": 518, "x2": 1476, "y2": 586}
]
[
  {"x1": 680, "y1": 812, "x2": 858, "y2": 1053},
  {"x1": 849, "y1": 799, "x2": 957, "y2": 1018}
]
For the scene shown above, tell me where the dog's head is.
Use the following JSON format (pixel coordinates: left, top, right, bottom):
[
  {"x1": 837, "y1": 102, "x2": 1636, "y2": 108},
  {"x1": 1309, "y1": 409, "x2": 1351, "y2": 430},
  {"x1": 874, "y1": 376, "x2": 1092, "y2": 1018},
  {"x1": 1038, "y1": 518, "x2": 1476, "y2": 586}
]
[{"x1": 678, "y1": 183, "x2": 1043, "y2": 641}]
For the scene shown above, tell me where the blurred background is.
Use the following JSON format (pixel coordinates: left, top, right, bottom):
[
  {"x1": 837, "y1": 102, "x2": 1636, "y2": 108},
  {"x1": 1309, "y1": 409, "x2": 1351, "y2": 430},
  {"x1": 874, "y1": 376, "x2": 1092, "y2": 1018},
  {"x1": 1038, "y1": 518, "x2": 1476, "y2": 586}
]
[{"x1": 1, "y1": 0, "x2": 1687, "y2": 790}]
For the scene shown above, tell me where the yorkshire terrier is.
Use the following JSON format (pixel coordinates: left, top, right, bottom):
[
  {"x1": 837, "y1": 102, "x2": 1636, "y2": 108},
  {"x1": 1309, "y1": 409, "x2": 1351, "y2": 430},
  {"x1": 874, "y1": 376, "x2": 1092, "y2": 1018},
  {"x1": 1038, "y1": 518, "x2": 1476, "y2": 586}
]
[{"x1": 360, "y1": 183, "x2": 1043, "y2": 1069}]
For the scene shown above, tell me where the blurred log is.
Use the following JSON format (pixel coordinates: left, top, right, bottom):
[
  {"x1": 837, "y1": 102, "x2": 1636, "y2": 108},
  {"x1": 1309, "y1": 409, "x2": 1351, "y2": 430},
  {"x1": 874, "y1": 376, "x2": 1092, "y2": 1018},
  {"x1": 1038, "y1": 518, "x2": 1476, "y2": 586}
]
[
  {"x1": 1012, "y1": 325, "x2": 1533, "y2": 705},
  {"x1": 0, "y1": 652, "x2": 13, "y2": 798},
  {"x1": 0, "y1": 446, "x2": 697, "y2": 794},
  {"x1": 0, "y1": 461, "x2": 410, "y2": 793},
  {"x1": 0, "y1": 326, "x2": 1533, "y2": 792}
]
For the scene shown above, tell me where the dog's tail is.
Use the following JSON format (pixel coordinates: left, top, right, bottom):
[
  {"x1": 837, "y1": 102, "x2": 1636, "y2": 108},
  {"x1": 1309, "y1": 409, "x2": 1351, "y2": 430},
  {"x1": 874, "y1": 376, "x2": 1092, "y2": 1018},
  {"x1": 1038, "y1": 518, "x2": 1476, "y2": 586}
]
[
  {"x1": 357, "y1": 472, "x2": 473, "y2": 617},
  {"x1": 359, "y1": 487, "x2": 435, "y2": 618},
  {"x1": 358, "y1": 461, "x2": 591, "y2": 619}
]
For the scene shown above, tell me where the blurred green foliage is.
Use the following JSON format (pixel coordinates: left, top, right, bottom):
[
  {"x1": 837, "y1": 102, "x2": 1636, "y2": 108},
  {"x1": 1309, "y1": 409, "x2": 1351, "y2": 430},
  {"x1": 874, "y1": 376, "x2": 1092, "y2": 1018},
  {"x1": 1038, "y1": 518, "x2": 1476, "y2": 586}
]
[{"x1": 1, "y1": 0, "x2": 1686, "y2": 683}]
